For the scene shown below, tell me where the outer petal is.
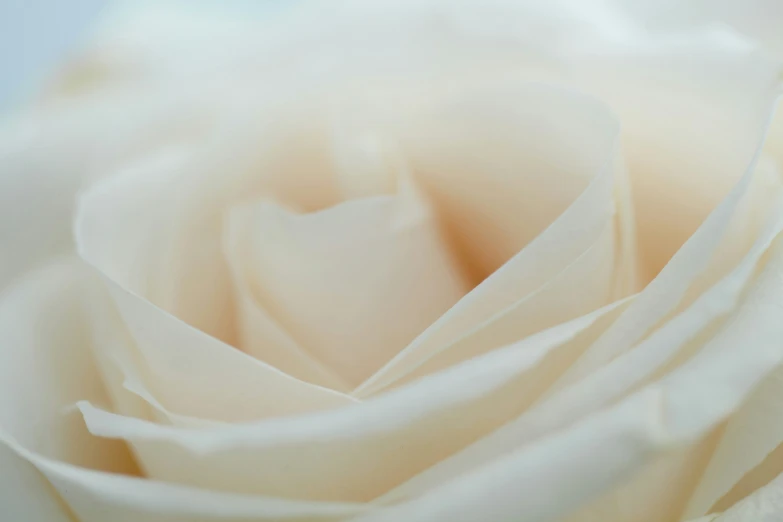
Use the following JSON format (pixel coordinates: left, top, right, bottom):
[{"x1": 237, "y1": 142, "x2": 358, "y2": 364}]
[
  {"x1": 0, "y1": 258, "x2": 365, "y2": 521},
  {"x1": 76, "y1": 296, "x2": 628, "y2": 502},
  {"x1": 377, "y1": 133, "x2": 783, "y2": 503},
  {"x1": 6, "y1": 439, "x2": 366, "y2": 522},
  {"x1": 0, "y1": 76, "x2": 223, "y2": 292},
  {"x1": 350, "y1": 226, "x2": 783, "y2": 522},
  {"x1": 75, "y1": 146, "x2": 356, "y2": 423},
  {"x1": 684, "y1": 268, "x2": 783, "y2": 516},
  {"x1": 552, "y1": 154, "x2": 783, "y2": 391},
  {"x1": 0, "y1": 440, "x2": 74, "y2": 522},
  {"x1": 0, "y1": 258, "x2": 137, "y2": 521},
  {"x1": 699, "y1": 470, "x2": 783, "y2": 522}
]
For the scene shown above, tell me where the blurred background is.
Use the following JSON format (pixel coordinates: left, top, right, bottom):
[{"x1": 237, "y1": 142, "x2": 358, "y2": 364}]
[
  {"x1": 0, "y1": 1, "x2": 107, "y2": 112},
  {"x1": 0, "y1": 0, "x2": 291, "y2": 113},
  {"x1": 1, "y1": 0, "x2": 781, "y2": 113}
]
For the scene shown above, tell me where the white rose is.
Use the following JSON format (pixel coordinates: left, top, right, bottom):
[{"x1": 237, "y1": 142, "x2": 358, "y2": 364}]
[{"x1": 1, "y1": 2, "x2": 782, "y2": 521}]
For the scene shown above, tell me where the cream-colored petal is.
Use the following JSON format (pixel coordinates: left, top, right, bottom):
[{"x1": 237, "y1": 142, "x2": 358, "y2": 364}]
[
  {"x1": 76, "y1": 297, "x2": 627, "y2": 502},
  {"x1": 561, "y1": 438, "x2": 721, "y2": 522},
  {"x1": 567, "y1": 26, "x2": 782, "y2": 282},
  {"x1": 225, "y1": 224, "x2": 350, "y2": 391},
  {"x1": 355, "y1": 84, "x2": 632, "y2": 395},
  {"x1": 708, "y1": 443, "x2": 783, "y2": 516},
  {"x1": 96, "y1": 274, "x2": 355, "y2": 422},
  {"x1": 72, "y1": 90, "x2": 346, "y2": 344},
  {"x1": 75, "y1": 146, "x2": 356, "y2": 423},
  {"x1": 353, "y1": 389, "x2": 675, "y2": 522},
  {"x1": 544, "y1": 213, "x2": 783, "y2": 522},
  {"x1": 83, "y1": 292, "x2": 226, "y2": 430},
  {"x1": 372, "y1": 222, "x2": 618, "y2": 392},
  {"x1": 0, "y1": 258, "x2": 136, "y2": 470},
  {"x1": 73, "y1": 144, "x2": 236, "y2": 344},
  {"x1": 0, "y1": 439, "x2": 74, "y2": 522},
  {"x1": 684, "y1": 343, "x2": 783, "y2": 517},
  {"x1": 381, "y1": 148, "x2": 783, "y2": 500},
  {"x1": 769, "y1": 102, "x2": 783, "y2": 176},
  {"x1": 351, "y1": 231, "x2": 783, "y2": 522},
  {"x1": 698, "y1": 470, "x2": 783, "y2": 522},
  {"x1": 4, "y1": 437, "x2": 365, "y2": 522},
  {"x1": 329, "y1": 116, "x2": 399, "y2": 201},
  {"x1": 226, "y1": 175, "x2": 468, "y2": 387},
  {"x1": 0, "y1": 258, "x2": 138, "y2": 520},
  {"x1": 221, "y1": 123, "x2": 421, "y2": 391},
  {"x1": 552, "y1": 151, "x2": 783, "y2": 391},
  {"x1": 0, "y1": 82, "x2": 212, "y2": 292},
  {"x1": 401, "y1": 86, "x2": 622, "y2": 283}
]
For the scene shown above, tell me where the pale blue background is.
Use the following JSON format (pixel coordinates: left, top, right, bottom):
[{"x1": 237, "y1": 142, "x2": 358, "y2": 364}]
[
  {"x1": 0, "y1": 1, "x2": 290, "y2": 113},
  {"x1": 0, "y1": 0, "x2": 109, "y2": 112}
]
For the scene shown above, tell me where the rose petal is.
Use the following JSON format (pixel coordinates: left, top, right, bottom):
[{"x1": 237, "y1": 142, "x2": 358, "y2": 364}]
[
  {"x1": 684, "y1": 297, "x2": 783, "y2": 516},
  {"x1": 557, "y1": 204, "x2": 783, "y2": 522},
  {"x1": 381, "y1": 136, "x2": 783, "y2": 500},
  {"x1": 0, "y1": 440, "x2": 73, "y2": 522},
  {"x1": 76, "y1": 295, "x2": 628, "y2": 502},
  {"x1": 224, "y1": 232, "x2": 349, "y2": 390},
  {"x1": 350, "y1": 228, "x2": 783, "y2": 522},
  {"x1": 707, "y1": 441, "x2": 783, "y2": 516},
  {"x1": 4, "y1": 438, "x2": 365, "y2": 522},
  {"x1": 82, "y1": 287, "x2": 227, "y2": 430},
  {"x1": 558, "y1": 440, "x2": 721, "y2": 522},
  {"x1": 0, "y1": 258, "x2": 137, "y2": 471},
  {"x1": 74, "y1": 81, "x2": 627, "y2": 403},
  {"x1": 226, "y1": 174, "x2": 468, "y2": 387},
  {"x1": 355, "y1": 84, "x2": 633, "y2": 395},
  {"x1": 562, "y1": 23, "x2": 782, "y2": 281},
  {"x1": 75, "y1": 146, "x2": 356, "y2": 423},
  {"x1": 92, "y1": 274, "x2": 355, "y2": 422},
  {"x1": 0, "y1": 82, "x2": 212, "y2": 292},
  {"x1": 0, "y1": 258, "x2": 138, "y2": 519},
  {"x1": 552, "y1": 153, "x2": 783, "y2": 392},
  {"x1": 690, "y1": 469, "x2": 783, "y2": 522}
]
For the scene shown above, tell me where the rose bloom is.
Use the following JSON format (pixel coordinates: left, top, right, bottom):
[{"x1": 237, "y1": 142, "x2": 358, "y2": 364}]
[{"x1": 2, "y1": 1, "x2": 783, "y2": 521}]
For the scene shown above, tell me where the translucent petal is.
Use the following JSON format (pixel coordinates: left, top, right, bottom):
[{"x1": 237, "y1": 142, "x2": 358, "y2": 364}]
[
  {"x1": 0, "y1": 84, "x2": 211, "y2": 291},
  {"x1": 77, "y1": 297, "x2": 627, "y2": 502},
  {"x1": 350, "y1": 231, "x2": 783, "y2": 522},
  {"x1": 355, "y1": 84, "x2": 632, "y2": 395},
  {"x1": 702, "y1": 470, "x2": 783, "y2": 522},
  {"x1": 380, "y1": 145, "x2": 783, "y2": 500},
  {"x1": 226, "y1": 176, "x2": 468, "y2": 387},
  {"x1": 0, "y1": 259, "x2": 138, "y2": 520},
  {"x1": 685, "y1": 340, "x2": 783, "y2": 516},
  {"x1": 75, "y1": 146, "x2": 356, "y2": 423},
  {"x1": 5, "y1": 438, "x2": 365, "y2": 522}
]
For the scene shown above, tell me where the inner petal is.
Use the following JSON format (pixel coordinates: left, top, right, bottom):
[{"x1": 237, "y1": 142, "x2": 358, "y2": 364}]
[
  {"x1": 353, "y1": 84, "x2": 634, "y2": 394},
  {"x1": 225, "y1": 176, "x2": 469, "y2": 387},
  {"x1": 403, "y1": 87, "x2": 611, "y2": 283}
]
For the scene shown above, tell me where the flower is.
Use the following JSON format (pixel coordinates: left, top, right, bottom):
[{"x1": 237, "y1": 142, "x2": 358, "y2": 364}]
[{"x1": 1, "y1": 1, "x2": 782, "y2": 521}]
